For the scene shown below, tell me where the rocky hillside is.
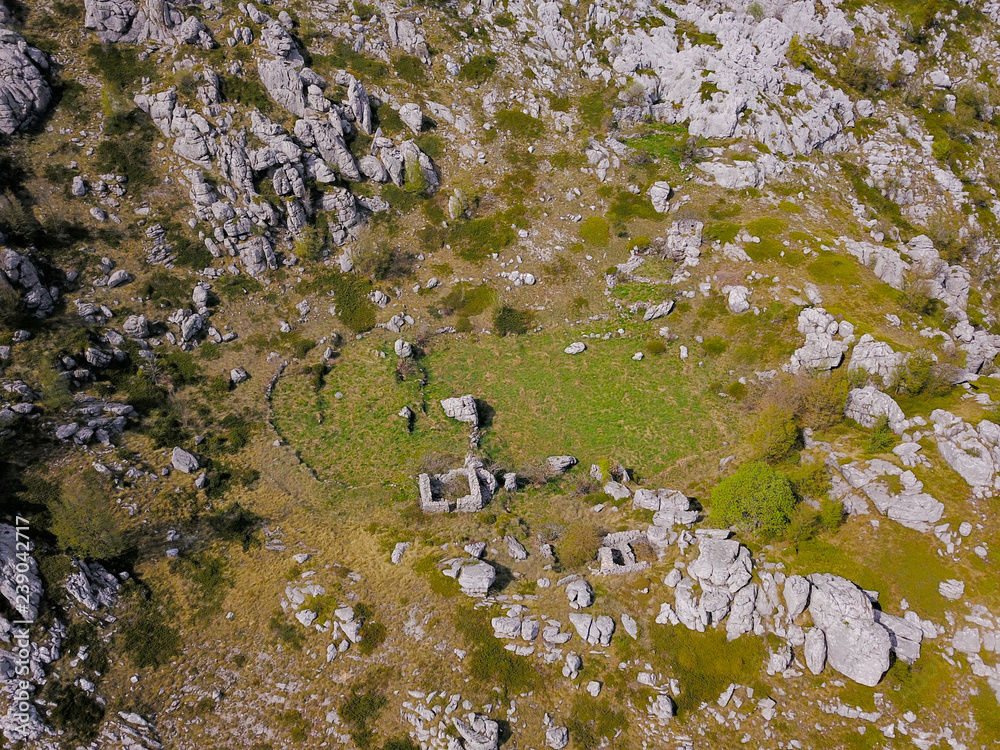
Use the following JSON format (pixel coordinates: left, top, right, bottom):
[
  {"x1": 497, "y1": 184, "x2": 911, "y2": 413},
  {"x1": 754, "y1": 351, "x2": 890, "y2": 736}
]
[{"x1": 3, "y1": 0, "x2": 1000, "y2": 746}]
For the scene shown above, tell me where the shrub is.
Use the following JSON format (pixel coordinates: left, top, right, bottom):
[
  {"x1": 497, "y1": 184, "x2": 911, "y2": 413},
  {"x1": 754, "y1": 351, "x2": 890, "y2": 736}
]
[
  {"x1": 749, "y1": 405, "x2": 799, "y2": 463},
  {"x1": 703, "y1": 221, "x2": 740, "y2": 243},
  {"x1": 710, "y1": 462, "x2": 796, "y2": 536},
  {"x1": 302, "y1": 271, "x2": 377, "y2": 333},
  {"x1": 270, "y1": 610, "x2": 305, "y2": 649},
  {"x1": 895, "y1": 350, "x2": 953, "y2": 398},
  {"x1": 649, "y1": 623, "x2": 764, "y2": 714},
  {"x1": 393, "y1": 54, "x2": 425, "y2": 84},
  {"x1": 495, "y1": 109, "x2": 544, "y2": 140},
  {"x1": 558, "y1": 522, "x2": 602, "y2": 568},
  {"x1": 787, "y1": 36, "x2": 814, "y2": 71},
  {"x1": 294, "y1": 222, "x2": 327, "y2": 262},
  {"x1": 49, "y1": 471, "x2": 130, "y2": 561},
  {"x1": 567, "y1": 695, "x2": 628, "y2": 750},
  {"x1": 95, "y1": 109, "x2": 157, "y2": 186},
  {"x1": 440, "y1": 283, "x2": 497, "y2": 317},
  {"x1": 207, "y1": 502, "x2": 262, "y2": 550},
  {"x1": 341, "y1": 688, "x2": 387, "y2": 749},
  {"x1": 702, "y1": 336, "x2": 728, "y2": 355},
  {"x1": 644, "y1": 339, "x2": 667, "y2": 356},
  {"x1": 46, "y1": 683, "x2": 105, "y2": 742},
  {"x1": 459, "y1": 55, "x2": 498, "y2": 84},
  {"x1": 839, "y1": 51, "x2": 885, "y2": 95},
  {"x1": 578, "y1": 216, "x2": 610, "y2": 245},
  {"x1": 493, "y1": 305, "x2": 533, "y2": 336},
  {"x1": 866, "y1": 415, "x2": 895, "y2": 454},
  {"x1": 454, "y1": 607, "x2": 537, "y2": 694}
]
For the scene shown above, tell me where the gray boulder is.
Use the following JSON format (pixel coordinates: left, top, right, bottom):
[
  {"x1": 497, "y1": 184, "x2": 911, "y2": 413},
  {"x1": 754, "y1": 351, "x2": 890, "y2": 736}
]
[
  {"x1": 849, "y1": 334, "x2": 904, "y2": 384},
  {"x1": 804, "y1": 627, "x2": 826, "y2": 674},
  {"x1": 457, "y1": 561, "x2": 495, "y2": 597},
  {"x1": 566, "y1": 578, "x2": 593, "y2": 608},
  {"x1": 545, "y1": 725, "x2": 569, "y2": 749},
  {"x1": 0, "y1": 29, "x2": 52, "y2": 135},
  {"x1": 807, "y1": 573, "x2": 891, "y2": 686},
  {"x1": 65, "y1": 559, "x2": 120, "y2": 610},
  {"x1": 1, "y1": 523, "x2": 41, "y2": 620},
  {"x1": 453, "y1": 715, "x2": 499, "y2": 750},
  {"x1": 171, "y1": 446, "x2": 199, "y2": 473},
  {"x1": 441, "y1": 395, "x2": 478, "y2": 426},
  {"x1": 845, "y1": 386, "x2": 907, "y2": 433},
  {"x1": 547, "y1": 455, "x2": 577, "y2": 474}
]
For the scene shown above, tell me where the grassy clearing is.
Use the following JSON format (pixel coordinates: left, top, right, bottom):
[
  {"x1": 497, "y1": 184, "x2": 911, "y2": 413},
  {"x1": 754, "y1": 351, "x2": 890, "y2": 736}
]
[
  {"x1": 647, "y1": 624, "x2": 765, "y2": 715},
  {"x1": 778, "y1": 518, "x2": 958, "y2": 618},
  {"x1": 272, "y1": 330, "x2": 725, "y2": 486}
]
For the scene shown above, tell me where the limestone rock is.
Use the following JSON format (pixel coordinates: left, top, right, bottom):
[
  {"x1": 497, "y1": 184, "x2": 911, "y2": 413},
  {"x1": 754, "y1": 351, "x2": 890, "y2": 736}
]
[
  {"x1": 647, "y1": 181, "x2": 672, "y2": 212},
  {"x1": 0, "y1": 28, "x2": 52, "y2": 135},
  {"x1": 171, "y1": 446, "x2": 199, "y2": 473},
  {"x1": 804, "y1": 627, "x2": 826, "y2": 674},
  {"x1": 845, "y1": 386, "x2": 907, "y2": 433},
  {"x1": 1, "y1": 523, "x2": 41, "y2": 620},
  {"x1": 457, "y1": 561, "x2": 495, "y2": 597},
  {"x1": 441, "y1": 395, "x2": 478, "y2": 426},
  {"x1": 807, "y1": 573, "x2": 891, "y2": 686},
  {"x1": 545, "y1": 725, "x2": 569, "y2": 749},
  {"x1": 547, "y1": 455, "x2": 577, "y2": 474}
]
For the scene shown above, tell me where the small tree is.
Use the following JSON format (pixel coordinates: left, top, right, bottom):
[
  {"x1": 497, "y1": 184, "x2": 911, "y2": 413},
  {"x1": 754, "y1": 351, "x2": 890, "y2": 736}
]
[{"x1": 710, "y1": 462, "x2": 796, "y2": 536}]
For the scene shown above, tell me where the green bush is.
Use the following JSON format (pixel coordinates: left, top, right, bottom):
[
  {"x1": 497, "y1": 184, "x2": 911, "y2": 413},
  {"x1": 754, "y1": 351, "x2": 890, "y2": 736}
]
[
  {"x1": 207, "y1": 502, "x2": 262, "y2": 550},
  {"x1": 454, "y1": 607, "x2": 537, "y2": 694},
  {"x1": 839, "y1": 51, "x2": 886, "y2": 96},
  {"x1": 302, "y1": 271, "x2": 377, "y2": 332},
  {"x1": 649, "y1": 623, "x2": 764, "y2": 714},
  {"x1": 459, "y1": 55, "x2": 498, "y2": 84},
  {"x1": 749, "y1": 405, "x2": 799, "y2": 463},
  {"x1": 441, "y1": 283, "x2": 497, "y2": 316},
  {"x1": 644, "y1": 339, "x2": 667, "y2": 356},
  {"x1": 46, "y1": 683, "x2": 105, "y2": 742},
  {"x1": 494, "y1": 109, "x2": 545, "y2": 140},
  {"x1": 493, "y1": 305, "x2": 533, "y2": 336},
  {"x1": 866, "y1": 415, "x2": 895, "y2": 454},
  {"x1": 567, "y1": 695, "x2": 629, "y2": 750},
  {"x1": 341, "y1": 688, "x2": 387, "y2": 749},
  {"x1": 703, "y1": 221, "x2": 740, "y2": 243},
  {"x1": 701, "y1": 336, "x2": 728, "y2": 355},
  {"x1": 49, "y1": 471, "x2": 130, "y2": 561},
  {"x1": 608, "y1": 191, "x2": 659, "y2": 224},
  {"x1": 270, "y1": 610, "x2": 305, "y2": 649},
  {"x1": 710, "y1": 461, "x2": 796, "y2": 536},
  {"x1": 393, "y1": 54, "x2": 426, "y2": 84},
  {"x1": 578, "y1": 216, "x2": 610, "y2": 245}
]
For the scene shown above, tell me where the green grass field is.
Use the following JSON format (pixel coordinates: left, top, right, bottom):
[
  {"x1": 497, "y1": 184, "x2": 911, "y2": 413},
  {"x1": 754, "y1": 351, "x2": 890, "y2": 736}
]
[{"x1": 272, "y1": 330, "x2": 727, "y2": 487}]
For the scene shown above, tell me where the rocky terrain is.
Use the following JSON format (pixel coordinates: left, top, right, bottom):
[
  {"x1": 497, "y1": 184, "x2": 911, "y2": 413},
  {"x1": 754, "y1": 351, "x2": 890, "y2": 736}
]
[{"x1": 3, "y1": 0, "x2": 1000, "y2": 746}]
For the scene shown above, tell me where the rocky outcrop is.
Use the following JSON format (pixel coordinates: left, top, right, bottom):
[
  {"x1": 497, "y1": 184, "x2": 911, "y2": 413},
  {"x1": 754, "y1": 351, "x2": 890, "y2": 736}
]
[
  {"x1": 441, "y1": 395, "x2": 479, "y2": 426},
  {"x1": 787, "y1": 308, "x2": 851, "y2": 373},
  {"x1": 84, "y1": 0, "x2": 214, "y2": 47},
  {"x1": 0, "y1": 28, "x2": 51, "y2": 135},
  {"x1": 0, "y1": 249, "x2": 56, "y2": 318},
  {"x1": 1, "y1": 523, "x2": 41, "y2": 620},
  {"x1": 65, "y1": 559, "x2": 120, "y2": 610},
  {"x1": 837, "y1": 459, "x2": 944, "y2": 532},
  {"x1": 845, "y1": 386, "x2": 908, "y2": 433},
  {"x1": 807, "y1": 573, "x2": 891, "y2": 687},
  {"x1": 848, "y1": 334, "x2": 904, "y2": 385},
  {"x1": 930, "y1": 410, "x2": 999, "y2": 489}
]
